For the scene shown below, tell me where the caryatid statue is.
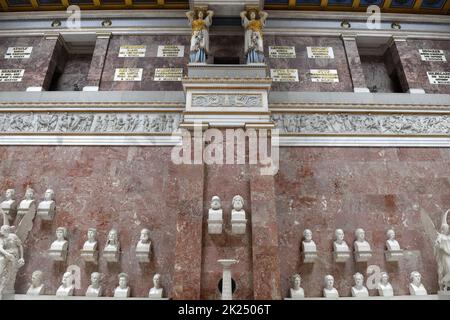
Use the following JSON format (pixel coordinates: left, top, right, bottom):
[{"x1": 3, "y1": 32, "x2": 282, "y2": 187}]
[
  {"x1": 434, "y1": 209, "x2": 450, "y2": 292},
  {"x1": 240, "y1": 7, "x2": 268, "y2": 64},
  {"x1": 186, "y1": 7, "x2": 214, "y2": 63},
  {"x1": 0, "y1": 225, "x2": 25, "y2": 299}
]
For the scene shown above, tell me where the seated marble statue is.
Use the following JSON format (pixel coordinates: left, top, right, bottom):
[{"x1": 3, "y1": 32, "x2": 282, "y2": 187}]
[
  {"x1": 18, "y1": 187, "x2": 36, "y2": 215},
  {"x1": 386, "y1": 229, "x2": 401, "y2": 251},
  {"x1": 377, "y1": 272, "x2": 394, "y2": 297},
  {"x1": 56, "y1": 272, "x2": 74, "y2": 296},
  {"x1": 85, "y1": 272, "x2": 103, "y2": 297},
  {"x1": 148, "y1": 273, "x2": 163, "y2": 298},
  {"x1": 136, "y1": 228, "x2": 151, "y2": 263},
  {"x1": 103, "y1": 228, "x2": 120, "y2": 262},
  {"x1": 351, "y1": 272, "x2": 369, "y2": 297},
  {"x1": 231, "y1": 195, "x2": 247, "y2": 234},
  {"x1": 323, "y1": 275, "x2": 339, "y2": 298},
  {"x1": 354, "y1": 228, "x2": 372, "y2": 261},
  {"x1": 290, "y1": 274, "x2": 305, "y2": 299},
  {"x1": 37, "y1": 189, "x2": 56, "y2": 220},
  {"x1": 26, "y1": 270, "x2": 45, "y2": 295},
  {"x1": 409, "y1": 271, "x2": 427, "y2": 296},
  {"x1": 114, "y1": 273, "x2": 130, "y2": 298},
  {"x1": 1, "y1": 188, "x2": 17, "y2": 226},
  {"x1": 333, "y1": 229, "x2": 351, "y2": 262},
  {"x1": 208, "y1": 196, "x2": 223, "y2": 234},
  {"x1": 49, "y1": 227, "x2": 68, "y2": 261}
]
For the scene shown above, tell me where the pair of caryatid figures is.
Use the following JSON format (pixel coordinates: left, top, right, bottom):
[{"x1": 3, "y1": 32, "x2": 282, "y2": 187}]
[
  {"x1": 48, "y1": 227, "x2": 152, "y2": 264},
  {"x1": 26, "y1": 270, "x2": 164, "y2": 298},
  {"x1": 1, "y1": 188, "x2": 56, "y2": 226},
  {"x1": 301, "y1": 228, "x2": 403, "y2": 263},
  {"x1": 207, "y1": 195, "x2": 247, "y2": 235},
  {"x1": 290, "y1": 271, "x2": 428, "y2": 299},
  {"x1": 186, "y1": 7, "x2": 268, "y2": 64}
]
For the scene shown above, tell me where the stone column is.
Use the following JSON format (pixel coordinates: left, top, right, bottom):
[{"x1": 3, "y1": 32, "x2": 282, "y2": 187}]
[
  {"x1": 218, "y1": 259, "x2": 238, "y2": 300},
  {"x1": 170, "y1": 128, "x2": 205, "y2": 300},
  {"x1": 249, "y1": 152, "x2": 282, "y2": 300},
  {"x1": 83, "y1": 32, "x2": 111, "y2": 91},
  {"x1": 388, "y1": 36, "x2": 425, "y2": 94},
  {"x1": 341, "y1": 34, "x2": 370, "y2": 93},
  {"x1": 26, "y1": 32, "x2": 65, "y2": 92}
]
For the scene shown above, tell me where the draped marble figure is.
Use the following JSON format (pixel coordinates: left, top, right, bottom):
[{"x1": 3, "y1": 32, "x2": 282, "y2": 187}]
[
  {"x1": 240, "y1": 8, "x2": 268, "y2": 64},
  {"x1": 186, "y1": 7, "x2": 214, "y2": 63},
  {"x1": 435, "y1": 209, "x2": 450, "y2": 291}
]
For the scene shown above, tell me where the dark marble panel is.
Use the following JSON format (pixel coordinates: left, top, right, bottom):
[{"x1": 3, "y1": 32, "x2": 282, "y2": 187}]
[{"x1": 52, "y1": 54, "x2": 92, "y2": 91}]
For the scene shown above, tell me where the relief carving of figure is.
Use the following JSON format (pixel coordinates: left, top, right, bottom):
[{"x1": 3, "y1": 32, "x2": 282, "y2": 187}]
[{"x1": 186, "y1": 7, "x2": 214, "y2": 63}]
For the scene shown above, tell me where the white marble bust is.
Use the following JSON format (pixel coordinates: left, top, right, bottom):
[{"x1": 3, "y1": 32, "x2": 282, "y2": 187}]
[
  {"x1": 377, "y1": 272, "x2": 394, "y2": 297},
  {"x1": 333, "y1": 229, "x2": 351, "y2": 262},
  {"x1": 148, "y1": 273, "x2": 163, "y2": 298},
  {"x1": 208, "y1": 196, "x2": 223, "y2": 234},
  {"x1": 1, "y1": 188, "x2": 17, "y2": 226},
  {"x1": 18, "y1": 187, "x2": 36, "y2": 214},
  {"x1": 302, "y1": 229, "x2": 317, "y2": 263},
  {"x1": 103, "y1": 228, "x2": 120, "y2": 262},
  {"x1": 323, "y1": 275, "x2": 339, "y2": 298},
  {"x1": 386, "y1": 229, "x2": 401, "y2": 251},
  {"x1": 37, "y1": 189, "x2": 56, "y2": 220},
  {"x1": 81, "y1": 228, "x2": 98, "y2": 263},
  {"x1": 49, "y1": 227, "x2": 68, "y2": 261},
  {"x1": 136, "y1": 228, "x2": 152, "y2": 263},
  {"x1": 56, "y1": 272, "x2": 74, "y2": 296},
  {"x1": 114, "y1": 273, "x2": 130, "y2": 298},
  {"x1": 351, "y1": 272, "x2": 369, "y2": 297},
  {"x1": 26, "y1": 270, "x2": 45, "y2": 295},
  {"x1": 290, "y1": 274, "x2": 305, "y2": 299},
  {"x1": 231, "y1": 195, "x2": 247, "y2": 234},
  {"x1": 85, "y1": 272, "x2": 103, "y2": 297},
  {"x1": 409, "y1": 271, "x2": 427, "y2": 296},
  {"x1": 354, "y1": 228, "x2": 372, "y2": 261}
]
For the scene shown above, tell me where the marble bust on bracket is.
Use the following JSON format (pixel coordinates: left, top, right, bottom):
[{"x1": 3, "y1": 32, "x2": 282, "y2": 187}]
[
  {"x1": 333, "y1": 229, "x2": 351, "y2": 263},
  {"x1": 48, "y1": 227, "x2": 68, "y2": 262},
  {"x1": 208, "y1": 196, "x2": 223, "y2": 234},
  {"x1": 81, "y1": 228, "x2": 99, "y2": 264},
  {"x1": 377, "y1": 272, "x2": 394, "y2": 297},
  {"x1": 231, "y1": 195, "x2": 247, "y2": 235},
  {"x1": 56, "y1": 272, "x2": 74, "y2": 296},
  {"x1": 290, "y1": 274, "x2": 305, "y2": 299},
  {"x1": 301, "y1": 229, "x2": 317, "y2": 263},
  {"x1": 148, "y1": 273, "x2": 164, "y2": 299},
  {"x1": 85, "y1": 272, "x2": 103, "y2": 297},
  {"x1": 136, "y1": 228, "x2": 152, "y2": 263},
  {"x1": 1, "y1": 189, "x2": 17, "y2": 226},
  {"x1": 323, "y1": 275, "x2": 339, "y2": 298},
  {"x1": 385, "y1": 229, "x2": 403, "y2": 262},
  {"x1": 26, "y1": 270, "x2": 45, "y2": 295},
  {"x1": 351, "y1": 272, "x2": 369, "y2": 297},
  {"x1": 114, "y1": 272, "x2": 130, "y2": 298},
  {"x1": 353, "y1": 228, "x2": 372, "y2": 262},
  {"x1": 37, "y1": 189, "x2": 56, "y2": 221},
  {"x1": 17, "y1": 187, "x2": 36, "y2": 218},
  {"x1": 103, "y1": 228, "x2": 120, "y2": 263},
  {"x1": 409, "y1": 271, "x2": 427, "y2": 296}
]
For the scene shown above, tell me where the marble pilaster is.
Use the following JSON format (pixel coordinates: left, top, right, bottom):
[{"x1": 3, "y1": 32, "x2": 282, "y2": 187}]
[
  {"x1": 84, "y1": 33, "x2": 111, "y2": 91},
  {"x1": 341, "y1": 34, "x2": 370, "y2": 93}
]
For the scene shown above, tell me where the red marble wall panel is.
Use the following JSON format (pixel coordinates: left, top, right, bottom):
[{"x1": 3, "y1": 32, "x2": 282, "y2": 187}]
[
  {"x1": 275, "y1": 147, "x2": 447, "y2": 298},
  {"x1": 99, "y1": 35, "x2": 190, "y2": 91},
  {"x1": 0, "y1": 146, "x2": 177, "y2": 297}
]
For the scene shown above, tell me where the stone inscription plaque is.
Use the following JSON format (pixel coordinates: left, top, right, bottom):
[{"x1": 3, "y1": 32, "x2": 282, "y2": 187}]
[
  {"x1": 419, "y1": 49, "x2": 446, "y2": 62},
  {"x1": 157, "y1": 45, "x2": 184, "y2": 58},
  {"x1": 269, "y1": 46, "x2": 296, "y2": 58},
  {"x1": 307, "y1": 47, "x2": 334, "y2": 59},
  {"x1": 310, "y1": 69, "x2": 339, "y2": 83},
  {"x1": 113, "y1": 68, "x2": 143, "y2": 81},
  {"x1": 154, "y1": 68, "x2": 183, "y2": 81},
  {"x1": 118, "y1": 45, "x2": 146, "y2": 57},
  {"x1": 0, "y1": 69, "x2": 25, "y2": 82},
  {"x1": 4, "y1": 47, "x2": 33, "y2": 59},
  {"x1": 270, "y1": 69, "x2": 299, "y2": 82},
  {"x1": 427, "y1": 71, "x2": 450, "y2": 84}
]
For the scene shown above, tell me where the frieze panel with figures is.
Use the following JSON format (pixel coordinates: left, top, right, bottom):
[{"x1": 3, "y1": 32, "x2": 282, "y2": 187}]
[
  {"x1": 272, "y1": 113, "x2": 450, "y2": 135},
  {"x1": 0, "y1": 112, "x2": 182, "y2": 134}
]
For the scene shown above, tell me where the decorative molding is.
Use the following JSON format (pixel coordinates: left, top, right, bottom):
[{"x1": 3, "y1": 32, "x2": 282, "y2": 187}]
[{"x1": 191, "y1": 94, "x2": 263, "y2": 107}]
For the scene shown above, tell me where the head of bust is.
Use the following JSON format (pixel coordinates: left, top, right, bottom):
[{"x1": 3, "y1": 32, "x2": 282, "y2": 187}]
[
  {"x1": 355, "y1": 228, "x2": 366, "y2": 242},
  {"x1": 380, "y1": 272, "x2": 389, "y2": 286},
  {"x1": 410, "y1": 271, "x2": 421, "y2": 286},
  {"x1": 303, "y1": 229, "x2": 313, "y2": 242},
  {"x1": 232, "y1": 195, "x2": 244, "y2": 211},
  {"x1": 210, "y1": 196, "x2": 221, "y2": 210},
  {"x1": 140, "y1": 228, "x2": 150, "y2": 244},
  {"x1": 386, "y1": 229, "x2": 396, "y2": 241},
  {"x1": 87, "y1": 228, "x2": 97, "y2": 242},
  {"x1": 61, "y1": 272, "x2": 73, "y2": 288},
  {"x1": 118, "y1": 273, "x2": 128, "y2": 289},
  {"x1": 334, "y1": 229, "x2": 345, "y2": 243},
  {"x1": 353, "y1": 272, "x2": 364, "y2": 288},
  {"x1": 24, "y1": 188, "x2": 35, "y2": 200},
  {"x1": 292, "y1": 274, "x2": 301, "y2": 290},
  {"x1": 31, "y1": 270, "x2": 43, "y2": 288},
  {"x1": 324, "y1": 275, "x2": 334, "y2": 290},
  {"x1": 55, "y1": 227, "x2": 67, "y2": 241},
  {"x1": 90, "y1": 272, "x2": 102, "y2": 288},
  {"x1": 44, "y1": 189, "x2": 54, "y2": 201},
  {"x1": 5, "y1": 189, "x2": 15, "y2": 200},
  {"x1": 153, "y1": 273, "x2": 161, "y2": 289}
]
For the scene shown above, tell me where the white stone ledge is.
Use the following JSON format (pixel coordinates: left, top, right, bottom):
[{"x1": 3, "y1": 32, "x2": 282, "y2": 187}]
[
  {"x1": 11, "y1": 294, "x2": 169, "y2": 300},
  {"x1": 0, "y1": 135, "x2": 182, "y2": 146}
]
